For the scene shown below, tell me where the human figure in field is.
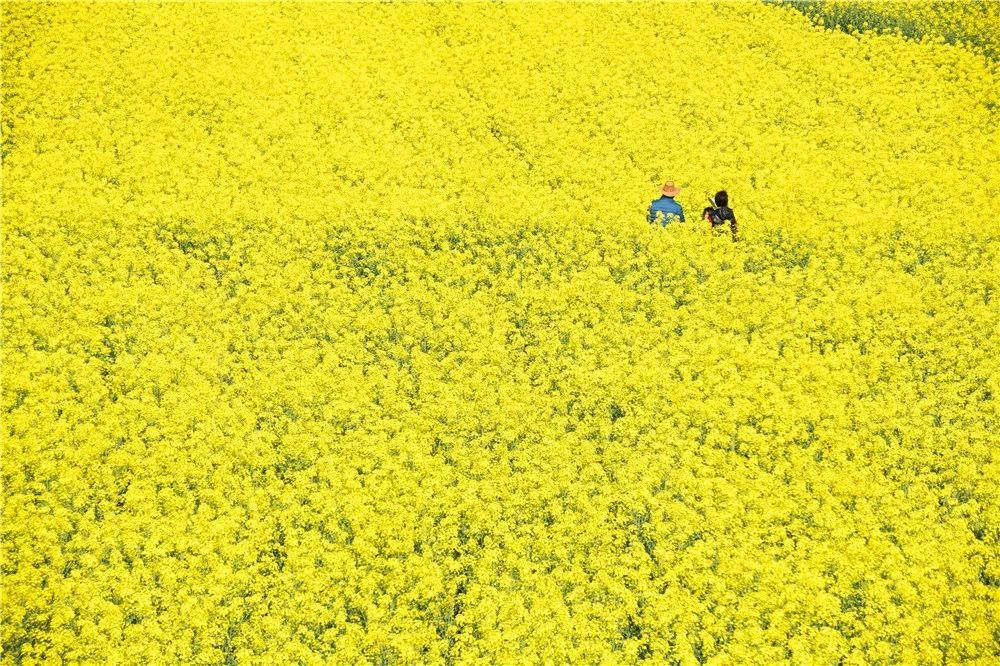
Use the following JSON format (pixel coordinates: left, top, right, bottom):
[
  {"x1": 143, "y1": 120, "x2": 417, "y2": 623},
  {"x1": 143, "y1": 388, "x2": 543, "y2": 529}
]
[
  {"x1": 647, "y1": 181, "x2": 685, "y2": 226},
  {"x1": 702, "y1": 190, "x2": 738, "y2": 240}
]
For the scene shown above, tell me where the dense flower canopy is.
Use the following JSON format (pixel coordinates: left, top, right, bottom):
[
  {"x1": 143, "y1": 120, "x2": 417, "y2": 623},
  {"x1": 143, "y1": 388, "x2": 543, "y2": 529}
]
[{"x1": 2, "y1": 2, "x2": 998, "y2": 664}]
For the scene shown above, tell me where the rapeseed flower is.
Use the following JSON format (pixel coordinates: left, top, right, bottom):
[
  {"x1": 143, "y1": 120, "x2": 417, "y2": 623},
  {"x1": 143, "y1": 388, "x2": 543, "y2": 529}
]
[{"x1": 2, "y1": 1, "x2": 998, "y2": 664}]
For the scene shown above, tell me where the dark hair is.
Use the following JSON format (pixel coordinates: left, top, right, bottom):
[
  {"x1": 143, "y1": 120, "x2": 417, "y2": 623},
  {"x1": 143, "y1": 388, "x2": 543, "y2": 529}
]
[{"x1": 714, "y1": 190, "x2": 729, "y2": 207}]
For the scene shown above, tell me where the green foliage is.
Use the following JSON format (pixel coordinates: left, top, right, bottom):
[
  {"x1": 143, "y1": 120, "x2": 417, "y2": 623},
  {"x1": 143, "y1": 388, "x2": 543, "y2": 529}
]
[{"x1": 775, "y1": 0, "x2": 1000, "y2": 59}]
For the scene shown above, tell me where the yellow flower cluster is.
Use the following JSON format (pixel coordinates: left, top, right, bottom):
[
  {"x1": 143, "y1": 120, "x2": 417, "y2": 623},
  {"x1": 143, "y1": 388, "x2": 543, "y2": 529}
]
[{"x1": 2, "y1": 2, "x2": 997, "y2": 664}]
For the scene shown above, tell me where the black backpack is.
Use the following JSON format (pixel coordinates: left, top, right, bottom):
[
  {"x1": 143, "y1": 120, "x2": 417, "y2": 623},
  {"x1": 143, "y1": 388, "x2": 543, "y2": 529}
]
[{"x1": 709, "y1": 206, "x2": 734, "y2": 227}]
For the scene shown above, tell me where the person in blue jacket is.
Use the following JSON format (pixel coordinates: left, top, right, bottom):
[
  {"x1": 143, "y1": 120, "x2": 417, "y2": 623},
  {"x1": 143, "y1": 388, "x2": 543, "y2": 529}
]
[{"x1": 648, "y1": 181, "x2": 685, "y2": 226}]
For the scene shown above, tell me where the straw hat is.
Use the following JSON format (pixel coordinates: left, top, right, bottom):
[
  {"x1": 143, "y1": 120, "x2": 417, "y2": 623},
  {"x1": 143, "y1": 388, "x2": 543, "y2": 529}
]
[{"x1": 661, "y1": 181, "x2": 681, "y2": 197}]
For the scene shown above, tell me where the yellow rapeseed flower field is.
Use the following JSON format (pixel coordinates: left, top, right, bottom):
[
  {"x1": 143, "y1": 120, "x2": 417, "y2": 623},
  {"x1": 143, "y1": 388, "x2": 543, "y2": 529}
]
[{"x1": 2, "y1": 2, "x2": 998, "y2": 664}]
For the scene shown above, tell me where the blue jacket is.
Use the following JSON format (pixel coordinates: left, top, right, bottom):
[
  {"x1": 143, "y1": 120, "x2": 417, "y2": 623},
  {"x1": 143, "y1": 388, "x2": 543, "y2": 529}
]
[{"x1": 648, "y1": 196, "x2": 685, "y2": 225}]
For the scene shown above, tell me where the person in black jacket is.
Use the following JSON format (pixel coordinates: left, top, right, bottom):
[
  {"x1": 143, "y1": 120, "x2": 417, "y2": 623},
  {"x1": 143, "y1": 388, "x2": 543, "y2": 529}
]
[{"x1": 702, "y1": 190, "x2": 738, "y2": 240}]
